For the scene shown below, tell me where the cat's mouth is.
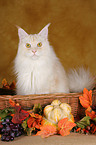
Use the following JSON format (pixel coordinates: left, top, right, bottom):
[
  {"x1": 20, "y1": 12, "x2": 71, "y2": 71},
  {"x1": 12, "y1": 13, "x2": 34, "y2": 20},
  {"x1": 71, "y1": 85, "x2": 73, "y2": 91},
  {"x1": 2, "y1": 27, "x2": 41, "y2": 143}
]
[{"x1": 31, "y1": 53, "x2": 39, "y2": 59}]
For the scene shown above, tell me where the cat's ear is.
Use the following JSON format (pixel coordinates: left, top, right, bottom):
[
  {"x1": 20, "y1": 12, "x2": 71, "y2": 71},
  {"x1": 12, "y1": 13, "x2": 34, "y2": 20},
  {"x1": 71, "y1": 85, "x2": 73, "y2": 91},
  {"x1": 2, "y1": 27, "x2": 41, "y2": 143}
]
[
  {"x1": 17, "y1": 26, "x2": 28, "y2": 40},
  {"x1": 38, "y1": 23, "x2": 51, "y2": 39}
]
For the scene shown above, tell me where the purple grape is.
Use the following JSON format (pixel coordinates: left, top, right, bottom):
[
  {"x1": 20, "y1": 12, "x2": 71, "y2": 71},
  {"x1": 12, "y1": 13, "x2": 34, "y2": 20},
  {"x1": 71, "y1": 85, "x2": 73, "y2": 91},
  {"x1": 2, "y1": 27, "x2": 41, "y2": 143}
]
[
  {"x1": 1, "y1": 117, "x2": 24, "y2": 142},
  {"x1": 5, "y1": 118, "x2": 10, "y2": 123},
  {"x1": 10, "y1": 137, "x2": 14, "y2": 141},
  {"x1": 18, "y1": 131, "x2": 22, "y2": 136},
  {"x1": 5, "y1": 136, "x2": 10, "y2": 142},
  {"x1": 10, "y1": 132, "x2": 15, "y2": 138},
  {"x1": 1, "y1": 128, "x2": 6, "y2": 133},
  {"x1": 6, "y1": 126, "x2": 11, "y2": 132},
  {"x1": 4, "y1": 132, "x2": 9, "y2": 136},
  {"x1": 12, "y1": 128, "x2": 18, "y2": 132},
  {"x1": 15, "y1": 124, "x2": 20, "y2": 128},
  {"x1": 10, "y1": 123, "x2": 14, "y2": 129},
  {"x1": 15, "y1": 132, "x2": 20, "y2": 137},
  {"x1": 1, "y1": 122, "x2": 6, "y2": 125},
  {"x1": 1, "y1": 135, "x2": 6, "y2": 141}
]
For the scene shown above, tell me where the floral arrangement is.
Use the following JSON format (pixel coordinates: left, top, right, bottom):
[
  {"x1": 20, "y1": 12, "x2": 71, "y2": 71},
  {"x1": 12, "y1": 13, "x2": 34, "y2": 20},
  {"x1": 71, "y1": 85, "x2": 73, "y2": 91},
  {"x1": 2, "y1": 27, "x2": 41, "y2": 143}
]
[{"x1": 0, "y1": 79, "x2": 96, "y2": 141}]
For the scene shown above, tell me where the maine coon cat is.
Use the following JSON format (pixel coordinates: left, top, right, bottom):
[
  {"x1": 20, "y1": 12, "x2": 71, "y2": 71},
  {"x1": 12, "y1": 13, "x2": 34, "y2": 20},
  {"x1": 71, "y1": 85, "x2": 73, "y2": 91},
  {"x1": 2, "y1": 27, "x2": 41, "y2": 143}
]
[{"x1": 14, "y1": 23, "x2": 95, "y2": 95}]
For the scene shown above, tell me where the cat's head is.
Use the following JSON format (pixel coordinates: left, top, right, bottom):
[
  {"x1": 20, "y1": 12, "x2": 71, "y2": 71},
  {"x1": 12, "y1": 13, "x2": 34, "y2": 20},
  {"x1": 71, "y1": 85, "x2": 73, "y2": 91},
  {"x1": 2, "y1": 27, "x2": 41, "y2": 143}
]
[{"x1": 17, "y1": 23, "x2": 51, "y2": 60}]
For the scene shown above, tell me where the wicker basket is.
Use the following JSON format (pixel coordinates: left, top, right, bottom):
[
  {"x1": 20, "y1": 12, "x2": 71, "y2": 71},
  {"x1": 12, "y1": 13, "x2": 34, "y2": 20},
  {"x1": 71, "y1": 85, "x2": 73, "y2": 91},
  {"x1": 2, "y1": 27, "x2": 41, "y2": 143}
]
[{"x1": 0, "y1": 89, "x2": 96, "y2": 117}]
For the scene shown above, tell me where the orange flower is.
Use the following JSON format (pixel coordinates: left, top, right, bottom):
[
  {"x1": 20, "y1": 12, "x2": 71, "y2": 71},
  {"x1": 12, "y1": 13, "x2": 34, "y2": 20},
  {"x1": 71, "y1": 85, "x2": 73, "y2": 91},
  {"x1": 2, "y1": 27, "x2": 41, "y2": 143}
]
[
  {"x1": 58, "y1": 118, "x2": 76, "y2": 136},
  {"x1": 79, "y1": 88, "x2": 92, "y2": 108},
  {"x1": 36, "y1": 125, "x2": 57, "y2": 138}
]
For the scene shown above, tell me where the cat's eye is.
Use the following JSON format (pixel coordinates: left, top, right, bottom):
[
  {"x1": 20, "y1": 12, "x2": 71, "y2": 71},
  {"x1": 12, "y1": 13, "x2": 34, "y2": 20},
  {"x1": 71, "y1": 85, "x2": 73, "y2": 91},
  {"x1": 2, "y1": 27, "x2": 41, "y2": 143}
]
[
  {"x1": 26, "y1": 43, "x2": 31, "y2": 48},
  {"x1": 37, "y1": 42, "x2": 42, "y2": 47}
]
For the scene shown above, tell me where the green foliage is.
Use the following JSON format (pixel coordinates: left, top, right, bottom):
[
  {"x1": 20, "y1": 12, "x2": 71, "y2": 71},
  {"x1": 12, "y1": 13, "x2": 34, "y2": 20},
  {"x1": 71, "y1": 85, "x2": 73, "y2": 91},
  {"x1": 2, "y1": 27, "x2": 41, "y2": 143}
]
[
  {"x1": 0, "y1": 108, "x2": 14, "y2": 120},
  {"x1": 93, "y1": 117, "x2": 96, "y2": 123},
  {"x1": 32, "y1": 103, "x2": 43, "y2": 115},
  {"x1": 21, "y1": 117, "x2": 29, "y2": 130},
  {"x1": 76, "y1": 116, "x2": 91, "y2": 129}
]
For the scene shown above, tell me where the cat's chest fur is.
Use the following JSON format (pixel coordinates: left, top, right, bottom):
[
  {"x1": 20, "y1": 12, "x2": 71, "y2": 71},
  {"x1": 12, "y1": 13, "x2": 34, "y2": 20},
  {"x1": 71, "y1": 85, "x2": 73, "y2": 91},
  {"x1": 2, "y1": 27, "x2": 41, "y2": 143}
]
[{"x1": 16, "y1": 56, "x2": 54, "y2": 95}]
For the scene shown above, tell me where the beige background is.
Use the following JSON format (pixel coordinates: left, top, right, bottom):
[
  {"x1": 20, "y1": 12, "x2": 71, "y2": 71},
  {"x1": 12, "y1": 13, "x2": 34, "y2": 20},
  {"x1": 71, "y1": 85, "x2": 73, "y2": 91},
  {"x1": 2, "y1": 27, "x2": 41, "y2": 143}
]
[
  {"x1": 0, "y1": 133, "x2": 96, "y2": 145},
  {"x1": 0, "y1": 0, "x2": 96, "y2": 86}
]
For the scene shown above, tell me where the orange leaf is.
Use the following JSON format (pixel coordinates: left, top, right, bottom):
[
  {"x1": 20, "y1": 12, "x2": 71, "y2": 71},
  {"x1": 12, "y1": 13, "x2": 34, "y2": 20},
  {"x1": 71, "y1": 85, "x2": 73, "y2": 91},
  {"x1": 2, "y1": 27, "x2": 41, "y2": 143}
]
[
  {"x1": 2, "y1": 79, "x2": 16, "y2": 90},
  {"x1": 58, "y1": 118, "x2": 76, "y2": 136},
  {"x1": 9, "y1": 99, "x2": 16, "y2": 107},
  {"x1": 2, "y1": 78, "x2": 10, "y2": 89},
  {"x1": 85, "y1": 106, "x2": 96, "y2": 119},
  {"x1": 79, "y1": 88, "x2": 92, "y2": 108},
  {"x1": 91, "y1": 124, "x2": 96, "y2": 134},
  {"x1": 36, "y1": 125, "x2": 57, "y2": 138},
  {"x1": 27, "y1": 113, "x2": 42, "y2": 129}
]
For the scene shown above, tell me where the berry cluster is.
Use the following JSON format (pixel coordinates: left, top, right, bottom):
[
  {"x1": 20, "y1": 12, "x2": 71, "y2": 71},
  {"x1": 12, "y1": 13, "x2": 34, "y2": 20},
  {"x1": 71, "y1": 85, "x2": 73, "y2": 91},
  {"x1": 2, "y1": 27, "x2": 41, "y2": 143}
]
[
  {"x1": 72, "y1": 123, "x2": 96, "y2": 135},
  {"x1": 0, "y1": 117, "x2": 24, "y2": 141}
]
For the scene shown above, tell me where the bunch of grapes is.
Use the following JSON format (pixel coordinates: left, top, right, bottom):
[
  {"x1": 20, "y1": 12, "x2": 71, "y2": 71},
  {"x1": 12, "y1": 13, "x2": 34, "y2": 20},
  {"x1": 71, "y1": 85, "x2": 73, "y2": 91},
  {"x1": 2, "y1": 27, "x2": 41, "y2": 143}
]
[{"x1": 0, "y1": 117, "x2": 24, "y2": 141}]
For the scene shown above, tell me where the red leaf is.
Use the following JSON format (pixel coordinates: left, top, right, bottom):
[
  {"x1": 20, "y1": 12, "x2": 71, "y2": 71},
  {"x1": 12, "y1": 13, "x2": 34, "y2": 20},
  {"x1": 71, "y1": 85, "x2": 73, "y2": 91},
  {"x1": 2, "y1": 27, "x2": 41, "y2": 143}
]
[
  {"x1": 58, "y1": 118, "x2": 76, "y2": 136},
  {"x1": 79, "y1": 88, "x2": 92, "y2": 108},
  {"x1": 9, "y1": 99, "x2": 29, "y2": 124},
  {"x1": 36, "y1": 125, "x2": 57, "y2": 138},
  {"x1": 90, "y1": 124, "x2": 96, "y2": 134},
  {"x1": 27, "y1": 113, "x2": 42, "y2": 129}
]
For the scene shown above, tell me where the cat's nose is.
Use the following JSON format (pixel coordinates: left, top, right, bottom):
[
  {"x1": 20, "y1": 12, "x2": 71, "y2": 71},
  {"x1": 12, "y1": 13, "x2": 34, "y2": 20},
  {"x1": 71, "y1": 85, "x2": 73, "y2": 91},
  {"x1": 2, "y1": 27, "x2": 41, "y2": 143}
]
[{"x1": 32, "y1": 50, "x2": 37, "y2": 54}]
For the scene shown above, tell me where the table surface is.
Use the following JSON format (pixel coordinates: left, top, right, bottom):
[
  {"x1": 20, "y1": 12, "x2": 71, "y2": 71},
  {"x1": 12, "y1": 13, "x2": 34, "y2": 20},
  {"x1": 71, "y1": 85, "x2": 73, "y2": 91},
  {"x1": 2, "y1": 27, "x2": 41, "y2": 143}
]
[{"x1": 0, "y1": 133, "x2": 96, "y2": 145}]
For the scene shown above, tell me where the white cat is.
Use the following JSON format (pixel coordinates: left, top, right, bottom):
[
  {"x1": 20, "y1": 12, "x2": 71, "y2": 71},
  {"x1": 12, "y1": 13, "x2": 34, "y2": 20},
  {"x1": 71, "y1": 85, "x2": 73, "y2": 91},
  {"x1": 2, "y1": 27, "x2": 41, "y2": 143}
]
[{"x1": 14, "y1": 23, "x2": 95, "y2": 95}]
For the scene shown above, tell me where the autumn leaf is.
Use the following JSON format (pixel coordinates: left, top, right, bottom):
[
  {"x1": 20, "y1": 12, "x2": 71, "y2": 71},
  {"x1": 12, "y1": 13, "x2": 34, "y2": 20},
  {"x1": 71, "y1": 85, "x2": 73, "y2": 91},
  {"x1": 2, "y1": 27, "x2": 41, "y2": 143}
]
[
  {"x1": 32, "y1": 103, "x2": 43, "y2": 115},
  {"x1": 36, "y1": 125, "x2": 57, "y2": 138},
  {"x1": 2, "y1": 78, "x2": 10, "y2": 89},
  {"x1": 27, "y1": 113, "x2": 42, "y2": 129},
  {"x1": 58, "y1": 118, "x2": 76, "y2": 136},
  {"x1": 10, "y1": 80, "x2": 16, "y2": 90},
  {"x1": 85, "y1": 106, "x2": 96, "y2": 120},
  {"x1": 9, "y1": 99, "x2": 29, "y2": 124},
  {"x1": 0, "y1": 108, "x2": 15, "y2": 119},
  {"x1": 90, "y1": 123, "x2": 96, "y2": 134},
  {"x1": 76, "y1": 116, "x2": 91, "y2": 129},
  {"x1": 26, "y1": 127, "x2": 35, "y2": 136},
  {"x1": 79, "y1": 88, "x2": 92, "y2": 108},
  {"x1": 2, "y1": 79, "x2": 16, "y2": 90},
  {"x1": 22, "y1": 118, "x2": 29, "y2": 130},
  {"x1": 9, "y1": 99, "x2": 16, "y2": 107}
]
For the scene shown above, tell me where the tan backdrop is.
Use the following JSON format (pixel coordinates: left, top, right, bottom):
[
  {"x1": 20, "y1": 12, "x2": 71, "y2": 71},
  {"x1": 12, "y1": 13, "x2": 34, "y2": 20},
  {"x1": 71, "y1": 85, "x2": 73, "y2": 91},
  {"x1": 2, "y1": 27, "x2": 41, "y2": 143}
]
[{"x1": 0, "y1": 0, "x2": 96, "y2": 87}]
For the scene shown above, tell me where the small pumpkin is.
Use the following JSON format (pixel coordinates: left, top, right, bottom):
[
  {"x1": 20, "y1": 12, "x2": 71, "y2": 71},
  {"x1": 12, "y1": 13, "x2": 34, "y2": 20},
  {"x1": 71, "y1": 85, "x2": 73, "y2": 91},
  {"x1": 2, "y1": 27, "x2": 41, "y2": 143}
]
[{"x1": 43, "y1": 100, "x2": 74, "y2": 124}]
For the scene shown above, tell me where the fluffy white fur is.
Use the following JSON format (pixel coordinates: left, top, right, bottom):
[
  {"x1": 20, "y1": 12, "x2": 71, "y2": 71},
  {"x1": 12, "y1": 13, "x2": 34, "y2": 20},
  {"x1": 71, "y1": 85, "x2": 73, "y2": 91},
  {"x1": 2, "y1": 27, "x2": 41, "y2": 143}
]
[
  {"x1": 68, "y1": 67, "x2": 95, "y2": 92},
  {"x1": 14, "y1": 23, "x2": 95, "y2": 95}
]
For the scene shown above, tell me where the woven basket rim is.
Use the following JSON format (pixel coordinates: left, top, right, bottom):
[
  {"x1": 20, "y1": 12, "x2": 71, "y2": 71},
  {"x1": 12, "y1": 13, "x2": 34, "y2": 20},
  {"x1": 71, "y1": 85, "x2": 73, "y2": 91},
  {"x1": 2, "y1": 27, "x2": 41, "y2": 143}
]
[{"x1": 0, "y1": 89, "x2": 96, "y2": 101}]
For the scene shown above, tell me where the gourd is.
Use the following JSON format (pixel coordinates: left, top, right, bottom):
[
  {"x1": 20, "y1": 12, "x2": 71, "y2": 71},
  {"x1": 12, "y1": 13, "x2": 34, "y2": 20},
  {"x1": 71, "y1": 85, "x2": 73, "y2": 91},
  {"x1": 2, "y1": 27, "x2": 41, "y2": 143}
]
[{"x1": 43, "y1": 100, "x2": 74, "y2": 124}]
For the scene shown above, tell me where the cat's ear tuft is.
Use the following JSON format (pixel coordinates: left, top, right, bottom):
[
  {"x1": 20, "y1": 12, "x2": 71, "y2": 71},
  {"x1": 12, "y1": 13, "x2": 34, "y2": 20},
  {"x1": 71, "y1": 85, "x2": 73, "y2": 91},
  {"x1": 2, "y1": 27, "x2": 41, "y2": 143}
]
[
  {"x1": 17, "y1": 26, "x2": 28, "y2": 40},
  {"x1": 38, "y1": 23, "x2": 51, "y2": 39}
]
